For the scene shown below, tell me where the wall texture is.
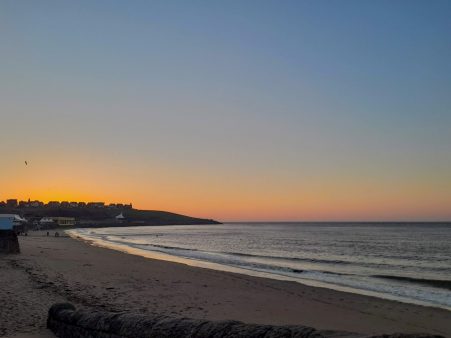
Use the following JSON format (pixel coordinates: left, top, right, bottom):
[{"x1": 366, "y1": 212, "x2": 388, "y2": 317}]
[{"x1": 47, "y1": 303, "x2": 443, "y2": 338}]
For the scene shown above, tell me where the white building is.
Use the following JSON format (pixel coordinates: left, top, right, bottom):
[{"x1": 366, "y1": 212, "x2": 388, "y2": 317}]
[
  {"x1": 115, "y1": 212, "x2": 126, "y2": 223},
  {"x1": 40, "y1": 217, "x2": 55, "y2": 225}
]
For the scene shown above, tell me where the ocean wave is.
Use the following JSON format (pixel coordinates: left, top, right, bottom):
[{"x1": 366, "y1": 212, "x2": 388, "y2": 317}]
[{"x1": 373, "y1": 275, "x2": 451, "y2": 291}]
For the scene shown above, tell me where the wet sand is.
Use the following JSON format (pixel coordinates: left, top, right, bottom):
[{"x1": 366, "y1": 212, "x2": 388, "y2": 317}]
[{"x1": 1, "y1": 231, "x2": 450, "y2": 337}]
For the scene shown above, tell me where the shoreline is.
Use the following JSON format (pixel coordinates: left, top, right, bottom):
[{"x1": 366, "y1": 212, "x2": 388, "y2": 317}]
[
  {"x1": 67, "y1": 228, "x2": 451, "y2": 312},
  {"x1": 1, "y1": 231, "x2": 450, "y2": 337}
]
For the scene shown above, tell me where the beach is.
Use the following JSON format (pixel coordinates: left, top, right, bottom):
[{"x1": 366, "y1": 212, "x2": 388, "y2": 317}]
[{"x1": 1, "y1": 232, "x2": 450, "y2": 338}]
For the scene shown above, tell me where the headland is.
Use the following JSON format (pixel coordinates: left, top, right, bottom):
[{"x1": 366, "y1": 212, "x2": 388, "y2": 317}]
[{"x1": 0, "y1": 198, "x2": 220, "y2": 229}]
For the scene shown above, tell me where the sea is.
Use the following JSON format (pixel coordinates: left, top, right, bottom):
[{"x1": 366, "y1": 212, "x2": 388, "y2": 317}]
[{"x1": 68, "y1": 222, "x2": 451, "y2": 310}]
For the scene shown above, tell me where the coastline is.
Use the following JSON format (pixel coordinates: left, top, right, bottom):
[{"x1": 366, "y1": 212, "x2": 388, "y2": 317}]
[
  {"x1": 67, "y1": 227, "x2": 451, "y2": 311},
  {"x1": 1, "y1": 231, "x2": 450, "y2": 337}
]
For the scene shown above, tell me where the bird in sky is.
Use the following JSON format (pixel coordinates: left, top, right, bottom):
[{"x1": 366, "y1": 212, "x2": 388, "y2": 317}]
[{"x1": 25, "y1": 161, "x2": 28, "y2": 166}]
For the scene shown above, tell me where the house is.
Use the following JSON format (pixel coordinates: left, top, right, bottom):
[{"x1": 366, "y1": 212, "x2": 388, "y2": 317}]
[
  {"x1": 18, "y1": 201, "x2": 30, "y2": 208},
  {"x1": 6, "y1": 199, "x2": 18, "y2": 208},
  {"x1": 87, "y1": 202, "x2": 105, "y2": 208},
  {"x1": 30, "y1": 200, "x2": 44, "y2": 207}
]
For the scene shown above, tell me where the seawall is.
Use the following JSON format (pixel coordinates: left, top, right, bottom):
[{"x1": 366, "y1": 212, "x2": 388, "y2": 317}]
[{"x1": 47, "y1": 303, "x2": 443, "y2": 338}]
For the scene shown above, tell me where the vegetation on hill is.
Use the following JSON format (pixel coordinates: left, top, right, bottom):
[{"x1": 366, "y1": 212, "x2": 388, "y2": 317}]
[{"x1": 0, "y1": 205, "x2": 220, "y2": 227}]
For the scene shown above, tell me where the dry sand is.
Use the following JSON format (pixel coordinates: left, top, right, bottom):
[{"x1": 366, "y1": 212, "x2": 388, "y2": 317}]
[{"x1": 1, "y1": 231, "x2": 450, "y2": 337}]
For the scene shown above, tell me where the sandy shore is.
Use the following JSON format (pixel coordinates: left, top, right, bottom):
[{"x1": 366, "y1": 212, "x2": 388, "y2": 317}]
[{"x1": 1, "y1": 231, "x2": 450, "y2": 337}]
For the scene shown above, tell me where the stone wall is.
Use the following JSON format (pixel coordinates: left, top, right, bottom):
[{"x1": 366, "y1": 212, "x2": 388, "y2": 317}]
[
  {"x1": 47, "y1": 303, "x2": 443, "y2": 338},
  {"x1": 0, "y1": 230, "x2": 20, "y2": 254}
]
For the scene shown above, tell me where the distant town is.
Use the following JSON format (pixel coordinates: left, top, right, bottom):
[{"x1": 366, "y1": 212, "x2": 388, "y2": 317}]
[
  {"x1": 0, "y1": 199, "x2": 132, "y2": 210},
  {"x1": 0, "y1": 198, "x2": 219, "y2": 231}
]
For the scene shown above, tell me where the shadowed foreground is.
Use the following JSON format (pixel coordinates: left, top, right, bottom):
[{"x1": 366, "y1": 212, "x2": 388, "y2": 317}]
[{"x1": 47, "y1": 303, "x2": 443, "y2": 338}]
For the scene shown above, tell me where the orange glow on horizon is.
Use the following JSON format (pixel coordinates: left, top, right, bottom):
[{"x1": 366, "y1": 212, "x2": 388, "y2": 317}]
[{"x1": 1, "y1": 149, "x2": 450, "y2": 222}]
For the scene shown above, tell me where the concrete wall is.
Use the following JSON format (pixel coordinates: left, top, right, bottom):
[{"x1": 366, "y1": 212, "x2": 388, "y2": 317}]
[{"x1": 47, "y1": 303, "x2": 442, "y2": 338}]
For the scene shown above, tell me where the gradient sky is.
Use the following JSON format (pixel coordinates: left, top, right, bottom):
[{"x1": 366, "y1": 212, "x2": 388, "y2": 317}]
[{"x1": 1, "y1": 0, "x2": 451, "y2": 221}]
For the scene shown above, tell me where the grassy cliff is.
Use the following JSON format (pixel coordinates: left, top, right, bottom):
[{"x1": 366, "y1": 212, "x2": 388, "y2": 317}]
[{"x1": 0, "y1": 206, "x2": 220, "y2": 227}]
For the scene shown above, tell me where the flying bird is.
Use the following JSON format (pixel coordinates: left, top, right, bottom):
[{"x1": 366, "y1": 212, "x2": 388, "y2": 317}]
[{"x1": 25, "y1": 161, "x2": 28, "y2": 166}]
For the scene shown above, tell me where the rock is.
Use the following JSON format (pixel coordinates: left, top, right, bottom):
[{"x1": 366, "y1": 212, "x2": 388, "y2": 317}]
[
  {"x1": 46, "y1": 303, "x2": 444, "y2": 338},
  {"x1": 0, "y1": 230, "x2": 20, "y2": 254}
]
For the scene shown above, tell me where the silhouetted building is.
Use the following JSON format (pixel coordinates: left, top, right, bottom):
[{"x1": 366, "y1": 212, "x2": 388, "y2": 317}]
[
  {"x1": 30, "y1": 200, "x2": 44, "y2": 207},
  {"x1": 6, "y1": 199, "x2": 18, "y2": 208},
  {"x1": 18, "y1": 201, "x2": 30, "y2": 208},
  {"x1": 87, "y1": 202, "x2": 105, "y2": 208}
]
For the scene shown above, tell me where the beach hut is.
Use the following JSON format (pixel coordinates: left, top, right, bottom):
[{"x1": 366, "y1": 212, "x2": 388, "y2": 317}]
[
  {"x1": 0, "y1": 214, "x2": 15, "y2": 230},
  {"x1": 0, "y1": 214, "x2": 26, "y2": 229},
  {"x1": 0, "y1": 214, "x2": 20, "y2": 253}
]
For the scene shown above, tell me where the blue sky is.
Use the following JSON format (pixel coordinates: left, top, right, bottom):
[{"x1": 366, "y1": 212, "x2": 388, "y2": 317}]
[{"x1": 1, "y1": 0, "x2": 451, "y2": 220}]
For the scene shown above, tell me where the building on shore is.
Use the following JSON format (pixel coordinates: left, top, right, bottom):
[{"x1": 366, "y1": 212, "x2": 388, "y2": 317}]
[
  {"x1": 40, "y1": 217, "x2": 75, "y2": 227},
  {"x1": 0, "y1": 215, "x2": 20, "y2": 253},
  {"x1": 39, "y1": 217, "x2": 55, "y2": 227},
  {"x1": 0, "y1": 214, "x2": 27, "y2": 233},
  {"x1": 53, "y1": 217, "x2": 75, "y2": 226},
  {"x1": 0, "y1": 215, "x2": 15, "y2": 230}
]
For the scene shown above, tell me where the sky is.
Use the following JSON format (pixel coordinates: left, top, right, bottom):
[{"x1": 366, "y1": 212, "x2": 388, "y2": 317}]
[{"x1": 1, "y1": 0, "x2": 450, "y2": 221}]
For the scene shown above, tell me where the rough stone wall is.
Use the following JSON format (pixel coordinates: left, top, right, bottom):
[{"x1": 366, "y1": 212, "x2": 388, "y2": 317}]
[
  {"x1": 47, "y1": 303, "x2": 443, "y2": 338},
  {"x1": 0, "y1": 230, "x2": 20, "y2": 254}
]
